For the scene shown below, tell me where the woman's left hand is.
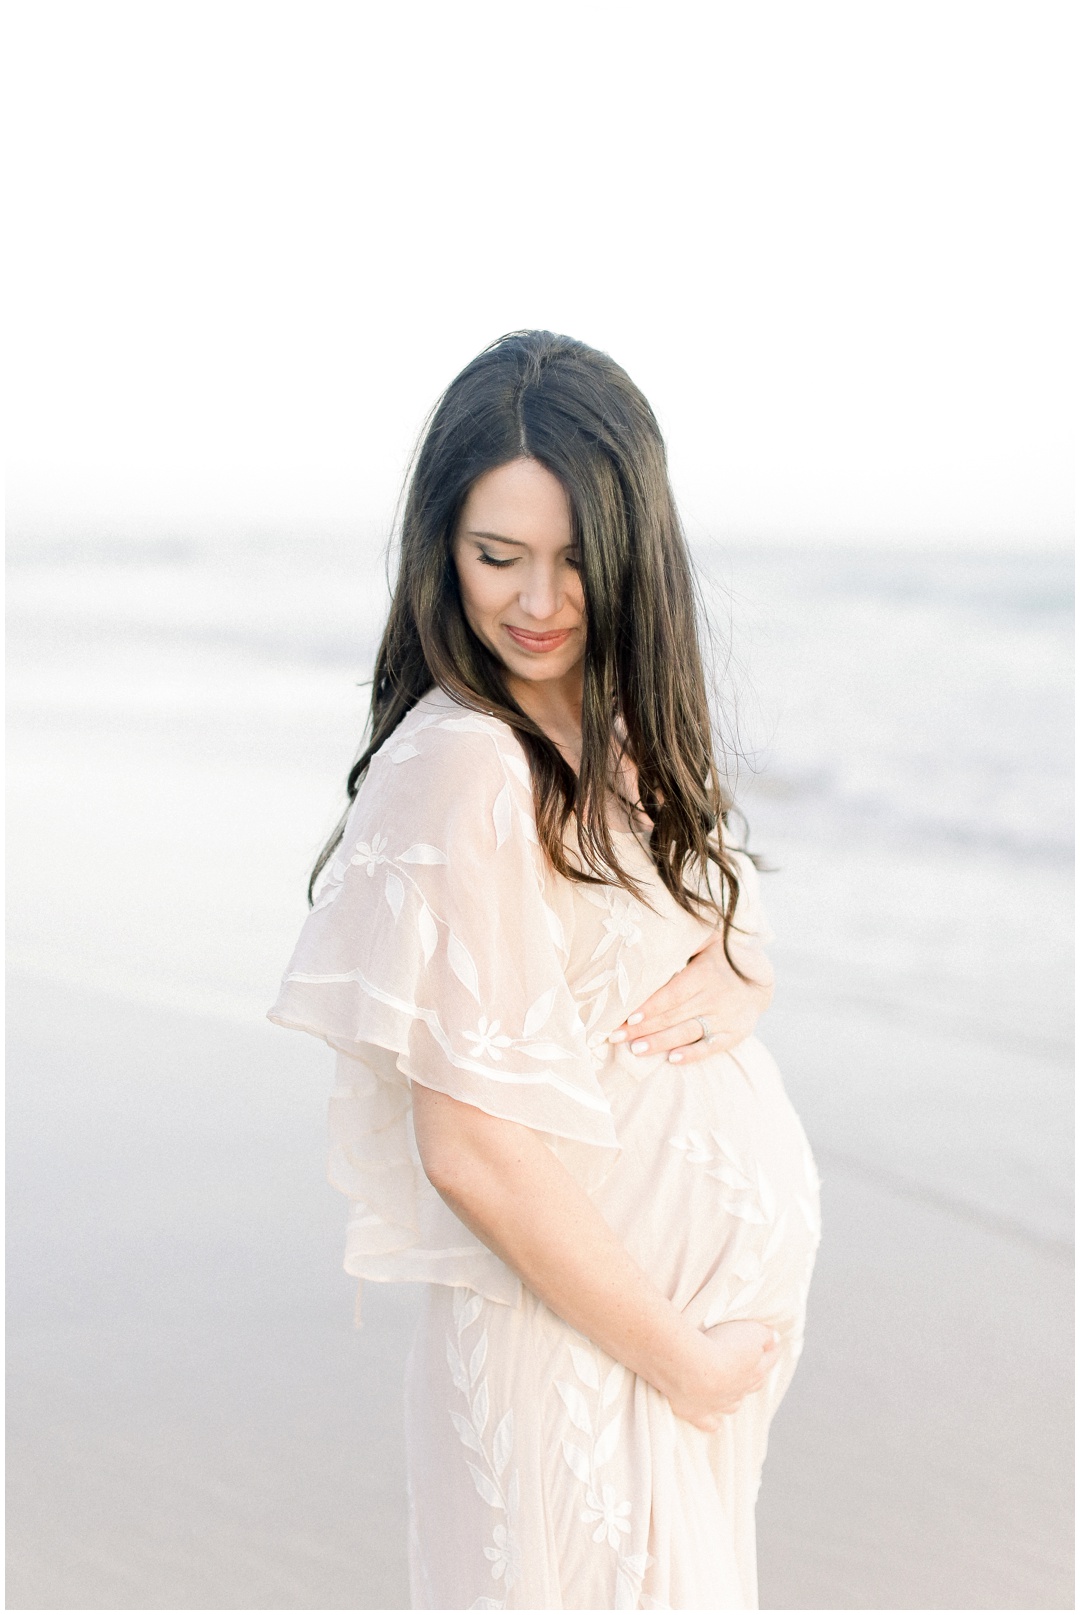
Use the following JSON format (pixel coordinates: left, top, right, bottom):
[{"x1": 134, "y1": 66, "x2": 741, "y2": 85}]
[{"x1": 607, "y1": 931, "x2": 774, "y2": 1064}]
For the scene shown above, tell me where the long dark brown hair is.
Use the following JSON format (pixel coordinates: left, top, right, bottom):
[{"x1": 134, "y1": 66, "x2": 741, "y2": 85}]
[{"x1": 312, "y1": 330, "x2": 754, "y2": 964}]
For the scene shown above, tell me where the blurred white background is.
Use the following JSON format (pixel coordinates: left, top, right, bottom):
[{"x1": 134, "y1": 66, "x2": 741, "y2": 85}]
[
  {"x1": 6, "y1": 3, "x2": 1074, "y2": 1611},
  {"x1": 7, "y1": 0, "x2": 1073, "y2": 551}
]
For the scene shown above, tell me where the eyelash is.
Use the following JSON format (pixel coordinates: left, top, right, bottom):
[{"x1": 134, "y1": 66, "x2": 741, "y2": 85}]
[{"x1": 477, "y1": 551, "x2": 581, "y2": 570}]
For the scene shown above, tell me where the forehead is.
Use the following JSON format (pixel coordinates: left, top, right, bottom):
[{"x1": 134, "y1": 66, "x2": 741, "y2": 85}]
[{"x1": 459, "y1": 457, "x2": 573, "y2": 546}]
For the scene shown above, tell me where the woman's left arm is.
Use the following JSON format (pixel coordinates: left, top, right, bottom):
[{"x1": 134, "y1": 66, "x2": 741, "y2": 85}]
[{"x1": 608, "y1": 929, "x2": 774, "y2": 1064}]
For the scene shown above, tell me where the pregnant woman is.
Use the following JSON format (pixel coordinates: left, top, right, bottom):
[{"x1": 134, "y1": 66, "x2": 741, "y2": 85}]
[{"x1": 270, "y1": 331, "x2": 820, "y2": 1610}]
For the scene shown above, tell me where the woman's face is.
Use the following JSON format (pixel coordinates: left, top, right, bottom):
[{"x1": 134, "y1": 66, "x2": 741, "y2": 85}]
[{"x1": 452, "y1": 457, "x2": 586, "y2": 695}]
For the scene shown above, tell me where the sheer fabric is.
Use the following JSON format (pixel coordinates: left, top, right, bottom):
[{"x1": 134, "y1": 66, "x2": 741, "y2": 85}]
[{"x1": 270, "y1": 687, "x2": 820, "y2": 1609}]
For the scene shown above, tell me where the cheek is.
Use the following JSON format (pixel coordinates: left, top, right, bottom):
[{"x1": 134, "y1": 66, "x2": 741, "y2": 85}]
[
  {"x1": 455, "y1": 559, "x2": 504, "y2": 630},
  {"x1": 563, "y1": 571, "x2": 586, "y2": 628}
]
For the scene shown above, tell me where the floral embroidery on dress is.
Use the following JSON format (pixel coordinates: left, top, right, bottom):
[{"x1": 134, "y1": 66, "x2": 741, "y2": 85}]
[
  {"x1": 446, "y1": 1287, "x2": 521, "y2": 1610},
  {"x1": 271, "y1": 685, "x2": 819, "y2": 1610},
  {"x1": 669, "y1": 1127, "x2": 822, "y2": 1337},
  {"x1": 572, "y1": 889, "x2": 648, "y2": 1032},
  {"x1": 668, "y1": 1130, "x2": 791, "y2": 1328},
  {"x1": 310, "y1": 833, "x2": 391, "y2": 910},
  {"x1": 594, "y1": 894, "x2": 644, "y2": 955},
  {"x1": 299, "y1": 785, "x2": 593, "y2": 1096},
  {"x1": 554, "y1": 1337, "x2": 654, "y2": 1608},
  {"x1": 668, "y1": 1129, "x2": 777, "y2": 1225},
  {"x1": 582, "y1": 1482, "x2": 632, "y2": 1546},
  {"x1": 464, "y1": 1017, "x2": 514, "y2": 1061}
]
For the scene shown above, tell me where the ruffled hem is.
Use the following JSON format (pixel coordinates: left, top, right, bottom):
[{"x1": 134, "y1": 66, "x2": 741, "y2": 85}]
[
  {"x1": 343, "y1": 1234, "x2": 522, "y2": 1306},
  {"x1": 267, "y1": 983, "x2": 622, "y2": 1152},
  {"x1": 269, "y1": 1029, "x2": 607, "y2": 1304}
]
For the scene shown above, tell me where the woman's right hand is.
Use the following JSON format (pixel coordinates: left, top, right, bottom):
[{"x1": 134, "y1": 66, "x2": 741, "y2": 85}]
[
  {"x1": 411, "y1": 1082, "x2": 784, "y2": 1435},
  {"x1": 666, "y1": 1320, "x2": 781, "y2": 1431}
]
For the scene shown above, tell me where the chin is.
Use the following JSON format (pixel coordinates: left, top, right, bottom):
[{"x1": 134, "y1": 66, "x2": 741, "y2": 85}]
[{"x1": 513, "y1": 654, "x2": 578, "y2": 682}]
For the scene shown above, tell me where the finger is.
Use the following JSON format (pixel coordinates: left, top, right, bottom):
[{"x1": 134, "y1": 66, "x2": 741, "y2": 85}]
[
  {"x1": 760, "y1": 1338, "x2": 782, "y2": 1373},
  {"x1": 625, "y1": 1018, "x2": 711, "y2": 1058},
  {"x1": 619, "y1": 960, "x2": 703, "y2": 1034},
  {"x1": 666, "y1": 1038, "x2": 714, "y2": 1066},
  {"x1": 613, "y1": 931, "x2": 752, "y2": 1042},
  {"x1": 619, "y1": 992, "x2": 712, "y2": 1043},
  {"x1": 748, "y1": 1346, "x2": 779, "y2": 1386},
  {"x1": 611, "y1": 936, "x2": 769, "y2": 1048},
  {"x1": 666, "y1": 1030, "x2": 738, "y2": 1065},
  {"x1": 620, "y1": 940, "x2": 749, "y2": 1043}
]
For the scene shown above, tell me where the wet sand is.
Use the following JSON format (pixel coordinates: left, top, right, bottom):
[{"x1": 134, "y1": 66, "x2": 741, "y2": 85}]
[{"x1": 6, "y1": 972, "x2": 1071, "y2": 1610}]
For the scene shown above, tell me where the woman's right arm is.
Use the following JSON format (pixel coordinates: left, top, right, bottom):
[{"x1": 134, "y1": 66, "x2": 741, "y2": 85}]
[{"x1": 411, "y1": 1082, "x2": 779, "y2": 1432}]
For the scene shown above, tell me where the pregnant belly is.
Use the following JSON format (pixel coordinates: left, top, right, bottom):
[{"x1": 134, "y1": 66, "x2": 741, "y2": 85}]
[{"x1": 594, "y1": 1037, "x2": 822, "y2": 1337}]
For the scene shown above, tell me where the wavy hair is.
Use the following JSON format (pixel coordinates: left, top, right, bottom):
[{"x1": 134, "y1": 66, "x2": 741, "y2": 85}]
[{"x1": 312, "y1": 330, "x2": 753, "y2": 965}]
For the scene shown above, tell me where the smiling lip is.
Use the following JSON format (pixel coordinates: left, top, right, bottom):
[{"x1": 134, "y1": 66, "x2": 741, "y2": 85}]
[{"x1": 504, "y1": 626, "x2": 573, "y2": 652}]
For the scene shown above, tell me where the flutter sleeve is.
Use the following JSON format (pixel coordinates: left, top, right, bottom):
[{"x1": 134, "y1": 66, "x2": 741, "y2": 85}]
[{"x1": 268, "y1": 696, "x2": 618, "y2": 1304}]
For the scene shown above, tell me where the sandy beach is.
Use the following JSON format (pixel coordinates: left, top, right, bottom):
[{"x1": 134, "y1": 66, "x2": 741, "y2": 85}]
[
  {"x1": 7, "y1": 0, "x2": 1074, "y2": 1602},
  {"x1": 7, "y1": 975, "x2": 1072, "y2": 1611},
  {"x1": 6, "y1": 542, "x2": 1073, "y2": 1610}
]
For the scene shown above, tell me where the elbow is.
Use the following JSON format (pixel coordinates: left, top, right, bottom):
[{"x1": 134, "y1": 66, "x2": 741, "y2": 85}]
[
  {"x1": 412, "y1": 1107, "x2": 487, "y2": 1209},
  {"x1": 418, "y1": 1138, "x2": 470, "y2": 1200},
  {"x1": 419, "y1": 1139, "x2": 501, "y2": 1231}
]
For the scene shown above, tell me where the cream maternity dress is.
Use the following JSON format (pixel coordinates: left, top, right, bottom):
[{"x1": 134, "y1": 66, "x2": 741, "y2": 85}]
[{"x1": 269, "y1": 687, "x2": 820, "y2": 1611}]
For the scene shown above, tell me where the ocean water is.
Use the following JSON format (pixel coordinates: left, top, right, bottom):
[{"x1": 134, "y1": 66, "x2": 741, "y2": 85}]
[{"x1": 7, "y1": 538, "x2": 1074, "y2": 1245}]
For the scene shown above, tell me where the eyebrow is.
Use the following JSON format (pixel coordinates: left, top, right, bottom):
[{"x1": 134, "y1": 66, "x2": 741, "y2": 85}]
[
  {"x1": 465, "y1": 530, "x2": 529, "y2": 547},
  {"x1": 465, "y1": 530, "x2": 579, "y2": 550}
]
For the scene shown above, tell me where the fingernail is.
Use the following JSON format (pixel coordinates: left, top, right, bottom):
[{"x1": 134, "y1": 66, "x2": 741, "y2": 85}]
[
  {"x1": 607, "y1": 1028, "x2": 627, "y2": 1043},
  {"x1": 770, "y1": 1329, "x2": 780, "y2": 1345},
  {"x1": 630, "y1": 1039, "x2": 649, "y2": 1055},
  {"x1": 668, "y1": 1051, "x2": 683, "y2": 1064},
  {"x1": 627, "y1": 1013, "x2": 644, "y2": 1026}
]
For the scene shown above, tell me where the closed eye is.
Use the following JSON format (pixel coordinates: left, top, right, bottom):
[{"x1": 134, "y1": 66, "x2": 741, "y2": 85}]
[{"x1": 475, "y1": 546, "x2": 581, "y2": 570}]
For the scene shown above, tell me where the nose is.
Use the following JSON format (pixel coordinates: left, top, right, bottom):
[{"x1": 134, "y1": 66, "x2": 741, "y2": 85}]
[{"x1": 517, "y1": 562, "x2": 563, "y2": 622}]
